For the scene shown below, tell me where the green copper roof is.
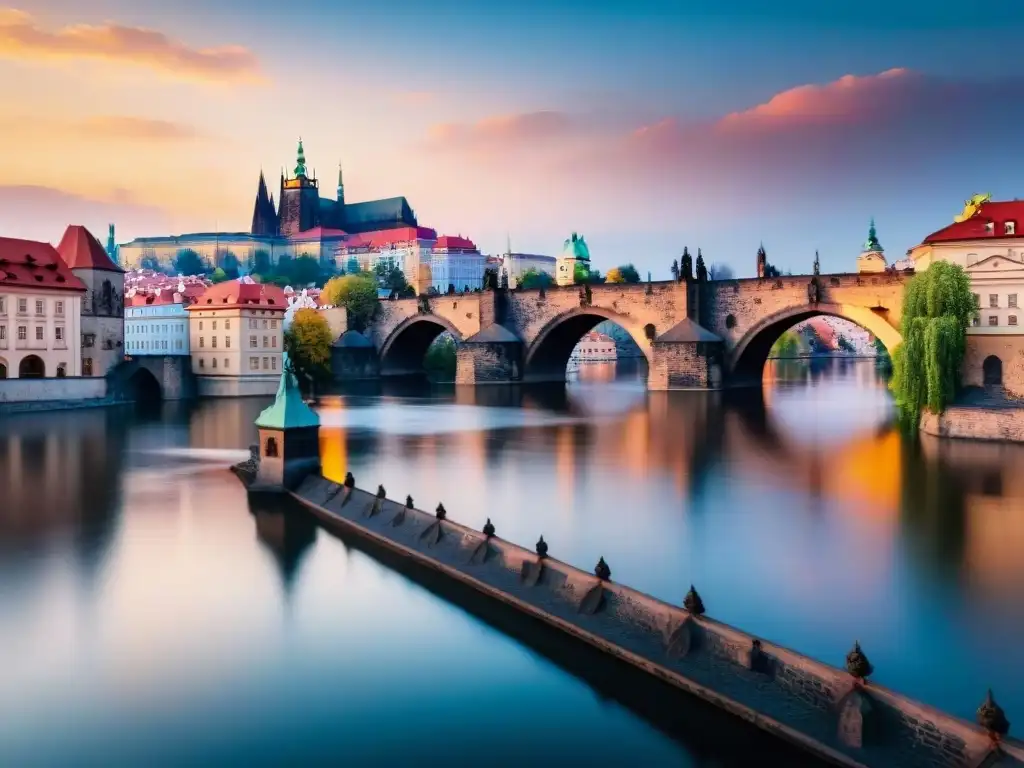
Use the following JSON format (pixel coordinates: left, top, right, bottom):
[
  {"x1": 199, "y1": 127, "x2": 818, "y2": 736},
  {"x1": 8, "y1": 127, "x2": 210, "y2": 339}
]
[
  {"x1": 255, "y1": 352, "x2": 320, "y2": 430},
  {"x1": 561, "y1": 232, "x2": 590, "y2": 261},
  {"x1": 294, "y1": 138, "x2": 308, "y2": 178},
  {"x1": 863, "y1": 217, "x2": 883, "y2": 253}
]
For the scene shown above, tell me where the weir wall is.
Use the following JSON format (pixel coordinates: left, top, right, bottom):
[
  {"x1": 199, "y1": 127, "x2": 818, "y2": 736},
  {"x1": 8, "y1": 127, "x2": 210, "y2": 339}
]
[{"x1": 292, "y1": 476, "x2": 1024, "y2": 768}]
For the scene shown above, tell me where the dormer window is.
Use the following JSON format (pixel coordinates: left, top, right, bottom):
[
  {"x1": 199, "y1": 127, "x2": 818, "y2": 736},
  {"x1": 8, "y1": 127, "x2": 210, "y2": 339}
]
[
  {"x1": 1007, "y1": 221, "x2": 1017, "y2": 235},
  {"x1": 985, "y1": 221, "x2": 995, "y2": 234}
]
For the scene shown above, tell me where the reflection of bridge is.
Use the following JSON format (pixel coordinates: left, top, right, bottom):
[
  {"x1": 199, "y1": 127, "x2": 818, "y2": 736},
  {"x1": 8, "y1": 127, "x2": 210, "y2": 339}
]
[{"x1": 351, "y1": 273, "x2": 908, "y2": 390}]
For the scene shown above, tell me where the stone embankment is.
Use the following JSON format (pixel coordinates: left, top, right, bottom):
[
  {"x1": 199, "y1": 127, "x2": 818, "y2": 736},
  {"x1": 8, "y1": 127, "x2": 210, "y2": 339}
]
[
  {"x1": 290, "y1": 475, "x2": 1023, "y2": 768},
  {"x1": 921, "y1": 405, "x2": 1024, "y2": 443}
]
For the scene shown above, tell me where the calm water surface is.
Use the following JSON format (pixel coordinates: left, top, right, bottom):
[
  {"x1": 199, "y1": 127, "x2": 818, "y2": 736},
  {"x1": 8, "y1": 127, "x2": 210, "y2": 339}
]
[{"x1": 3, "y1": 358, "x2": 1024, "y2": 765}]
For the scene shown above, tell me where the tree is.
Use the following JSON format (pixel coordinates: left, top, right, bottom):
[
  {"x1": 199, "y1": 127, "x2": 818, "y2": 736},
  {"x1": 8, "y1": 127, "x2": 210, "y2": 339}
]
[
  {"x1": 140, "y1": 255, "x2": 162, "y2": 272},
  {"x1": 321, "y1": 273, "x2": 379, "y2": 331},
  {"x1": 220, "y1": 251, "x2": 240, "y2": 279},
  {"x1": 518, "y1": 268, "x2": 553, "y2": 290},
  {"x1": 574, "y1": 263, "x2": 604, "y2": 284},
  {"x1": 210, "y1": 267, "x2": 228, "y2": 283},
  {"x1": 386, "y1": 267, "x2": 409, "y2": 294},
  {"x1": 174, "y1": 249, "x2": 206, "y2": 276},
  {"x1": 253, "y1": 250, "x2": 272, "y2": 275},
  {"x1": 284, "y1": 308, "x2": 333, "y2": 394},
  {"x1": 423, "y1": 333, "x2": 457, "y2": 382},
  {"x1": 617, "y1": 264, "x2": 641, "y2": 283},
  {"x1": 346, "y1": 256, "x2": 360, "y2": 274},
  {"x1": 695, "y1": 249, "x2": 708, "y2": 282},
  {"x1": 890, "y1": 261, "x2": 973, "y2": 425},
  {"x1": 606, "y1": 267, "x2": 625, "y2": 284},
  {"x1": 771, "y1": 330, "x2": 802, "y2": 358},
  {"x1": 671, "y1": 258, "x2": 680, "y2": 282},
  {"x1": 483, "y1": 267, "x2": 499, "y2": 290},
  {"x1": 708, "y1": 263, "x2": 734, "y2": 281},
  {"x1": 680, "y1": 247, "x2": 693, "y2": 281},
  {"x1": 290, "y1": 255, "x2": 322, "y2": 286}
]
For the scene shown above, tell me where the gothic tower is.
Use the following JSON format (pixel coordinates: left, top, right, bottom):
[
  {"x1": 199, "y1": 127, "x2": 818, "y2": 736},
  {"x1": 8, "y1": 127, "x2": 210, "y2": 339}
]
[
  {"x1": 756, "y1": 243, "x2": 767, "y2": 278},
  {"x1": 277, "y1": 139, "x2": 321, "y2": 236},
  {"x1": 250, "y1": 170, "x2": 279, "y2": 236}
]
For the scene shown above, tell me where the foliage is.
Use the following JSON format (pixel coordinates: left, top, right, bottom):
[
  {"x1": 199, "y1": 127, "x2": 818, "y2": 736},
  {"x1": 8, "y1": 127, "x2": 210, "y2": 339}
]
[
  {"x1": 837, "y1": 334, "x2": 856, "y2": 353},
  {"x1": 680, "y1": 247, "x2": 693, "y2": 281},
  {"x1": 518, "y1": 268, "x2": 553, "y2": 290},
  {"x1": 290, "y1": 255, "x2": 323, "y2": 286},
  {"x1": 284, "y1": 308, "x2": 333, "y2": 393},
  {"x1": 708, "y1": 263, "x2": 734, "y2": 280},
  {"x1": 210, "y1": 267, "x2": 228, "y2": 283},
  {"x1": 890, "y1": 261, "x2": 973, "y2": 424},
  {"x1": 770, "y1": 330, "x2": 803, "y2": 358},
  {"x1": 140, "y1": 255, "x2": 162, "y2": 272},
  {"x1": 695, "y1": 251, "x2": 708, "y2": 282},
  {"x1": 608, "y1": 263, "x2": 640, "y2": 283},
  {"x1": 483, "y1": 267, "x2": 499, "y2": 290},
  {"x1": 220, "y1": 251, "x2": 240, "y2": 279},
  {"x1": 383, "y1": 266, "x2": 409, "y2": 294},
  {"x1": 763, "y1": 263, "x2": 781, "y2": 278},
  {"x1": 671, "y1": 258, "x2": 680, "y2": 282},
  {"x1": 253, "y1": 250, "x2": 271, "y2": 275},
  {"x1": 424, "y1": 334, "x2": 457, "y2": 382},
  {"x1": 174, "y1": 249, "x2": 206, "y2": 276},
  {"x1": 345, "y1": 256, "x2": 361, "y2": 274},
  {"x1": 574, "y1": 263, "x2": 604, "y2": 284},
  {"x1": 605, "y1": 267, "x2": 625, "y2": 284},
  {"x1": 321, "y1": 272, "x2": 379, "y2": 331}
]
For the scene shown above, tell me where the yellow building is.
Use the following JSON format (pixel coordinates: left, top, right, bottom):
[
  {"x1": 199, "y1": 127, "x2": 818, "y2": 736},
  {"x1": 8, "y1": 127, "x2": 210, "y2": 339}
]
[{"x1": 186, "y1": 279, "x2": 287, "y2": 397}]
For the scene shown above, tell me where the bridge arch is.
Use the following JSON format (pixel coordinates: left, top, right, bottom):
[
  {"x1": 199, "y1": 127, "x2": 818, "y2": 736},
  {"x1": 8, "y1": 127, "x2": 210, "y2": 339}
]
[
  {"x1": 728, "y1": 302, "x2": 902, "y2": 383},
  {"x1": 523, "y1": 307, "x2": 652, "y2": 382},
  {"x1": 379, "y1": 314, "x2": 464, "y2": 377}
]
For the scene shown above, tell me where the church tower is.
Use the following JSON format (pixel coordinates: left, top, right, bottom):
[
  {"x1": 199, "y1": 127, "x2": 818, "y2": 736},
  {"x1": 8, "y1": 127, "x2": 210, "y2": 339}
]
[
  {"x1": 856, "y1": 218, "x2": 887, "y2": 274},
  {"x1": 277, "y1": 139, "x2": 321, "y2": 236},
  {"x1": 250, "y1": 170, "x2": 279, "y2": 236}
]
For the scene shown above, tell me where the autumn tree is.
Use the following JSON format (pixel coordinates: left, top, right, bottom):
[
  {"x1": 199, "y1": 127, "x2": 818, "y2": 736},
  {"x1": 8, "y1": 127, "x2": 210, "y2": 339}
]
[
  {"x1": 321, "y1": 272, "x2": 379, "y2": 331},
  {"x1": 284, "y1": 308, "x2": 334, "y2": 393}
]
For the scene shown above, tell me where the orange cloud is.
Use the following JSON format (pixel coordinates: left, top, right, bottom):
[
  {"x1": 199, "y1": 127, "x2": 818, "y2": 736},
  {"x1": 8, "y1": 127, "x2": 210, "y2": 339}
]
[
  {"x1": 717, "y1": 68, "x2": 915, "y2": 130},
  {"x1": 0, "y1": 113, "x2": 207, "y2": 142},
  {"x1": 428, "y1": 111, "x2": 574, "y2": 148},
  {"x1": 0, "y1": 8, "x2": 263, "y2": 84}
]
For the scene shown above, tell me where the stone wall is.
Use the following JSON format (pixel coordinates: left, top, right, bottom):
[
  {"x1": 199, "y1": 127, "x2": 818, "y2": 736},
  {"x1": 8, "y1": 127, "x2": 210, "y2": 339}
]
[
  {"x1": 649, "y1": 342, "x2": 722, "y2": 390},
  {"x1": 197, "y1": 375, "x2": 277, "y2": 398},
  {"x1": 0, "y1": 376, "x2": 107, "y2": 403},
  {"x1": 368, "y1": 294, "x2": 483, "y2": 352},
  {"x1": 962, "y1": 334, "x2": 1024, "y2": 397},
  {"x1": 921, "y1": 406, "x2": 1024, "y2": 442},
  {"x1": 456, "y1": 341, "x2": 521, "y2": 384},
  {"x1": 292, "y1": 476, "x2": 1024, "y2": 768}
]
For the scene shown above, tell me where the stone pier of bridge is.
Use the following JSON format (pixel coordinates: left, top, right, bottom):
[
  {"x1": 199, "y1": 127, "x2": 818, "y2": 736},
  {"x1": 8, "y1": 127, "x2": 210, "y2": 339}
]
[{"x1": 342, "y1": 272, "x2": 908, "y2": 390}]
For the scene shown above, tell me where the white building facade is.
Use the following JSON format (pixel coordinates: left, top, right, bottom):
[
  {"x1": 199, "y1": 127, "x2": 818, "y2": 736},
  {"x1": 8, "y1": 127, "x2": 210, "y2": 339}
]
[{"x1": 125, "y1": 295, "x2": 191, "y2": 355}]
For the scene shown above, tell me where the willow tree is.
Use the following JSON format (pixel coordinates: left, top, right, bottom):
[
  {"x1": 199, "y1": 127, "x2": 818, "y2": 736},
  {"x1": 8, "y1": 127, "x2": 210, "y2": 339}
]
[{"x1": 890, "y1": 261, "x2": 974, "y2": 424}]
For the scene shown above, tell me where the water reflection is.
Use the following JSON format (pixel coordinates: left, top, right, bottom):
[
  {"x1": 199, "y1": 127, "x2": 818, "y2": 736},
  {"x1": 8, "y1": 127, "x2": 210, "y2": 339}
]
[{"x1": 2, "y1": 358, "x2": 1024, "y2": 766}]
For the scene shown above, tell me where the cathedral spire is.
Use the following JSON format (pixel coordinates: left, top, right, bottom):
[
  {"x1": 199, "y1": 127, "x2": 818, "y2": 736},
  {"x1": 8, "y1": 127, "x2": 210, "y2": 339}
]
[
  {"x1": 864, "y1": 217, "x2": 883, "y2": 253},
  {"x1": 294, "y1": 138, "x2": 308, "y2": 178}
]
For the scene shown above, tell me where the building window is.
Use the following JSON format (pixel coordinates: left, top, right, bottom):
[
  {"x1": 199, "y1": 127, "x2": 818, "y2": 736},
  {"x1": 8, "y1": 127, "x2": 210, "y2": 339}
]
[
  {"x1": 84, "y1": 333, "x2": 95, "y2": 348},
  {"x1": 989, "y1": 315, "x2": 999, "y2": 326},
  {"x1": 271, "y1": 320, "x2": 277, "y2": 330},
  {"x1": 18, "y1": 298, "x2": 27, "y2": 314},
  {"x1": 250, "y1": 335, "x2": 257, "y2": 348},
  {"x1": 1011, "y1": 315, "x2": 1019, "y2": 326},
  {"x1": 212, "y1": 336, "x2": 217, "y2": 348},
  {"x1": 212, "y1": 358, "x2": 218, "y2": 369},
  {"x1": 0, "y1": 325, "x2": 4, "y2": 340},
  {"x1": 212, "y1": 321, "x2": 217, "y2": 330},
  {"x1": 83, "y1": 358, "x2": 93, "y2": 375},
  {"x1": 225, "y1": 337, "x2": 231, "y2": 348},
  {"x1": 985, "y1": 221, "x2": 995, "y2": 234},
  {"x1": 224, "y1": 358, "x2": 229, "y2": 369},
  {"x1": 262, "y1": 356, "x2": 269, "y2": 369},
  {"x1": 272, "y1": 357, "x2": 277, "y2": 370},
  {"x1": 225, "y1": 320, "x2": 231, "y2": 330},
  {"x1": 199, "y1": 337, "x2": 205, "y2": 348},
  {"x1": 262, "y1": 319, "x2": 268, "y2": 329},
  {"x1": 973, "y1": 293, "x2": 981, "y2": 308},
  {"x1": 55, "y1": 327, "x2": 63, "y2": 341},
  {"x1": 34, "y1": 300, "x2": 43, "y2": 315},
  {"x1": 990, "y1": 294, "x2": 999, "y2": 308},
  {"x1": 1010, "y1": 294, "x2": 1018, "y2": 308},
  {"x1": 0, "y1": 297, "x2": 4, "y2": 313},
  {"x1": 250, "y1": 357, "x2": 259, "y2": 370},
  {"x1": 55, "y1": 301, "x2": 64, "y2": 316},
  {"x1": 199, "y1": 358, "x2": 205, "y2": 369},
  {"x1": 272, "y1": 336, "x2": 277, "y2": 348},
  {"x1": 265, "y1": 437, "x2": 278, "y2": 458},
  {"x1": 1007, "y1": 222, "x2": 1016, "y2": 235}
]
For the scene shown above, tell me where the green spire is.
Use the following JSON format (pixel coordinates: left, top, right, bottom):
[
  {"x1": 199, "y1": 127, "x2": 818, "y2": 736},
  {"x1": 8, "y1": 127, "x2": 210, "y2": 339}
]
[
  {"x1": 863, "y1": 217, "x2": 883, "y2": 253},
  {"x1": 294, "y1": 138, "x2": 308, "y2": 178},
  {"x1": 255, "y1": 351, "x2": 320, "y2": 430}
]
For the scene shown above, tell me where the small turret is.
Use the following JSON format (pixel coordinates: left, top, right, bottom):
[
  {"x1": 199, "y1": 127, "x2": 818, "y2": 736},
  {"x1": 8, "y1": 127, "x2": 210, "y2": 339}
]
[{"x1": 294, "y1": 138, "x2": 308, "y2": 178}]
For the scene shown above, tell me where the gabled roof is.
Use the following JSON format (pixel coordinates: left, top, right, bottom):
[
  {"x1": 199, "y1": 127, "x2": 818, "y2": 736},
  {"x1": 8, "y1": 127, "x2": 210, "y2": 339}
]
[
  {"x1": 435, "y1": 234, "x2": 478, "y2": 250},
  {"x1": 464, "y1": 323, "x2": 520, "y2": 343},
  {"x1": 655, "y1": 319, "x2": 722, "y2": 344},
  {"x1": 923, "y1": 200, "x2": 1024, "y2": 243},
  {"x1": 56, "y1": 225, "x2": 123, "y2": 272},
  {"x1": 0, "y1": 235, "x2": 87, "y2": 292},
  {"x1": 965, "y1": 253, "x2": 1024, "y2": 270},
  {"x1": 343, "y1": 197, "x2": 418, "y2": 233}
]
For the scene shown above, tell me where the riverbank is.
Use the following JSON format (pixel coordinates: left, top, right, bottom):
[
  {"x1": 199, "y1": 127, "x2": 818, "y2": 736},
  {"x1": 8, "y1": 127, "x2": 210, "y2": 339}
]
[
  {"x1": 920, "y1": 390, "x2": 1024, "y2": 442},
  {"x1": 287, "y1": 474, "x2": 1024, "y2": 768}
]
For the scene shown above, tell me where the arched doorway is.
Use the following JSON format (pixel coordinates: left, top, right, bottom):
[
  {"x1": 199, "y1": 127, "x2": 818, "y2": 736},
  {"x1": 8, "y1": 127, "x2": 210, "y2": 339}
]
[
  {"x1": 0, "y1": 358, "x2": 7, "y2": 379},
  {"x1": 18, "y1": 355, "x2": 45, "y2": 379},
  {"x1": 127, "y1": 368, "x2": 163, "y2": 402},
  {"x1": 983, "y1": 355, "x2": 1003, "y2": 388}
]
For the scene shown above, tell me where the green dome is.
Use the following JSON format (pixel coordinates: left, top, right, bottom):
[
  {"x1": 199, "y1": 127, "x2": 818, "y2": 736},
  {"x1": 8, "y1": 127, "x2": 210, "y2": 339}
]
[{"x1": 561, "y1": 232, "x2": 590, "y2": 261}]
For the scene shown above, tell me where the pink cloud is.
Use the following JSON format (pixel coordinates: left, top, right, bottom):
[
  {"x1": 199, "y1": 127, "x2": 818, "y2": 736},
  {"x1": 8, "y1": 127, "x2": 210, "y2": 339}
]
[
  {"x1": 427, "y1": 111, "x2": 575, "y2": 149},
  {"x1": 0, "y1": 9, "x2": 263, "y2": 84}
]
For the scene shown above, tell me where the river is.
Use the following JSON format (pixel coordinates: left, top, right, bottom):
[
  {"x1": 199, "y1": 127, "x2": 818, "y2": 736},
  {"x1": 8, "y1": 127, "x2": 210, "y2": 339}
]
[{"x1": 2, "y1": 358, "x2": 1023, "y2": 766}]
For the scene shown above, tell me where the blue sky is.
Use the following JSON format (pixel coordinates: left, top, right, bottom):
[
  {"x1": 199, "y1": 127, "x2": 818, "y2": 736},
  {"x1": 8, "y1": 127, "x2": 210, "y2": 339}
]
[{"x1": 2, "y1": 0, "x2": 1022, "y2": 277}]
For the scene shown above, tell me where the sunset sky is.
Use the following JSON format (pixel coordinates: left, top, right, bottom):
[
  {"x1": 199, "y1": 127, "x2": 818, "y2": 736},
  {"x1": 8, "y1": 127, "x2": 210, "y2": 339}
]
[{"x1": 2, "y1": 1, "x2": 1024, "y2": 278}]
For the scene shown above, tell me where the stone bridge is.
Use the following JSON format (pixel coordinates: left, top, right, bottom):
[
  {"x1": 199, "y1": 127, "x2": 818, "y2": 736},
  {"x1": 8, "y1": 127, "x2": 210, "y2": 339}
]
[
  {"x1": 356, "y1": 271, "x2": 910, "y2": 389},
  {"x1": 108, "y1": 355, "x2": 196, "y2": 401}
]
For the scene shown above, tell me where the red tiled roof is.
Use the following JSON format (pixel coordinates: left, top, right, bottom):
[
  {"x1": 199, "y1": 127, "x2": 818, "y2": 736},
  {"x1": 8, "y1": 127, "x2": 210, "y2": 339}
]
[
  {"x1": 435, "y1": 235, "x2": 477, "y2": 250},
  {"x1": 922, "y1": 201, "x2": 1024, "y2": 243},
  {"x1": 341, "y1": 226, "x2": 438, "y2": 250},
  {"x1": 0, "y1": 236, "x2": 87, "y2": 292},
  {"x1": 290, "y1": 226, "x2": 348, "y2": 241},
  {"x1": 56, "y1": 225, "x2": 123, "y2": 272},
  {"x1": 127, "y1": 292, "x2": 193, "y2": 307},
  {"x1": 187, "y1": 279, "x2": 287, "y2": 312}
]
